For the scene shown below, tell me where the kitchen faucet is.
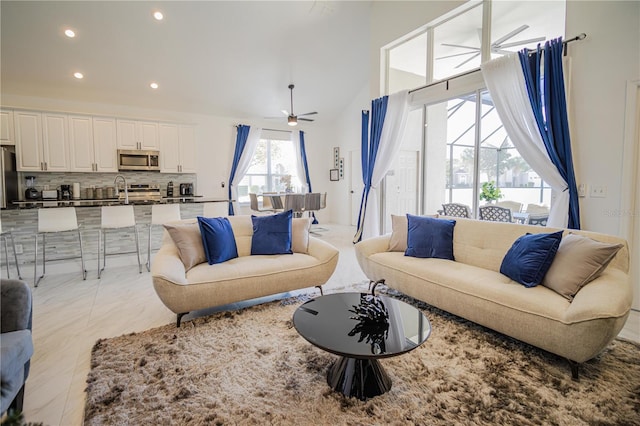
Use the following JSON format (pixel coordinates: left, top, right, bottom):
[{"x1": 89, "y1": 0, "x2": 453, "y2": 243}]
[{"x1": 114, "y1": 175, "x2": 129, "y2": 204}]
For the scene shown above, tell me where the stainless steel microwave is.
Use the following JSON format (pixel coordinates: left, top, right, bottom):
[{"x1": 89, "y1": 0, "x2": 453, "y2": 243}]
[{"x1": 118, "y1": 149, "x2": 160, "y2": 171}]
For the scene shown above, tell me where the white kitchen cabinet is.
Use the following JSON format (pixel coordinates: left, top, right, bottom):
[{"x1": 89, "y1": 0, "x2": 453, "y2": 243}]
[
  {"x1": 14, "y1": 111, "x2": 69, "y2": 172},
  {"x1": 159, "y1": 123, "x2": 196, "y2": 173},
  {"x1": 68, "y1": 116, "x2": 118, "y2": 172},
  {"x1": 0, "y1": 109, "x2": 15, "y2": 145},
  {"x1": 92, "y1": 117, "x2": 118, "y2": 172},
  {"x1": 117, "y1": 119, "x2": 159, "y2": 150}
]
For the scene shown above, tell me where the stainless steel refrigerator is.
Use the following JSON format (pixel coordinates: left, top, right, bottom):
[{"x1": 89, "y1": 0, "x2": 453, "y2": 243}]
[{"x1": 1, "y1": 147, "x2": 19, "y2": 209}]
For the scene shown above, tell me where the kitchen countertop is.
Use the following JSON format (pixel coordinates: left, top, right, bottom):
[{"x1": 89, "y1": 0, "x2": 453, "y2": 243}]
[{"x1": 11, "y1": 197, "x2": 231, "y2": 208}]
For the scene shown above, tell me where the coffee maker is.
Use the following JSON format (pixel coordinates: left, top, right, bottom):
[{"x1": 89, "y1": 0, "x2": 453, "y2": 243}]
[
  {"x1": 60, "y1": 184, "x2": 72, "y2": 200},
  {"x1": 179, "y1": 183, "x2": 194, "y2": 196},
  {"x1": 24, "y1": 176, "x2": 39, "y2": 200}
]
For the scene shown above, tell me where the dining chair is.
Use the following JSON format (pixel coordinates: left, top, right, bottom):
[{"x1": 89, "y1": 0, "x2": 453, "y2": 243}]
[
  {"x1": 99, "y1": 205, "x2": 142, "y2": 279},
  {"x1": 249, "y1": 193, "x2": 274, "y2": 213},
  {"x1": 146, "y1": 204, "x2": 181, "y2": 271},
  {"x1": 0, "y1": 222, "x2": 21, "y2": 280},
  {"x1": 285, "y1": 194, "x2": 306, "y2": 218}
]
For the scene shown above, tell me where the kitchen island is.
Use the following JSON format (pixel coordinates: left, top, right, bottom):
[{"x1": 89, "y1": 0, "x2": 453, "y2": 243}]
[{"x1": 1, "y1": 199, "x2": 231, "y2": 275}]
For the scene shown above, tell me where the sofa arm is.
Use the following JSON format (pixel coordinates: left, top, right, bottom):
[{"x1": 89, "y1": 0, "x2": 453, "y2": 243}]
[
  {"x1": 150, "y1": 244, "x2": 189, "y2": 285},
  {"x1": 1, "y1": 279, "x2": 32, "y2": 333},
  {"x1": 564, "y1": 268, "x2": 632, "y2": 323},
  {"x1": 354, "y1": 235, "x2": 391, "y2": 259},
  {"x1": 307, "y1": 237, "x2": 340, "y2": 264}
]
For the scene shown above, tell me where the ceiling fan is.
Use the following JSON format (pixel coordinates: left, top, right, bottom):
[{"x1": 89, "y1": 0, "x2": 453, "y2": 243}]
[
  {"x1": 270, "y1": 84, "x2": 317, "y2": 126},
  {"x1": 436, "y1": 25, "x2": 546, "y2": 69}
]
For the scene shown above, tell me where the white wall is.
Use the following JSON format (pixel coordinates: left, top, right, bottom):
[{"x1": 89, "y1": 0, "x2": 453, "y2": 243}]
[{"x1": 565, "y1": 0, "x2": 640, "y2": 235}]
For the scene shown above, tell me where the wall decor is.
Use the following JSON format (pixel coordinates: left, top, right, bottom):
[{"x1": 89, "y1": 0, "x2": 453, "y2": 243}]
[
  {"x1": 333, "y1": 147, "x2": 340, "y2": 168},
  {"x1": 330, "y1": 169, "x2": 339, "y2": 181},
  {"x1": 339, "y1": 157, "x2": 344, "y2": 179}
]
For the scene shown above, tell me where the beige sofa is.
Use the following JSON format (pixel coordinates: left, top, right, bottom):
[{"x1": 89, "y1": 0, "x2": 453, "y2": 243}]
[
  {"x1": 151, "y1": 216, "x2": 339, "y2": 326},
  {"x1": 355, "y1": 217, "x2": 632, "y2": 379}
]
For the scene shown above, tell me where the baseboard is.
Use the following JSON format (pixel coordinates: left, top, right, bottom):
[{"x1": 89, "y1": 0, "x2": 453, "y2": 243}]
[{"x1": 618, "y1": 309, "x2": 639, "y2": 343}]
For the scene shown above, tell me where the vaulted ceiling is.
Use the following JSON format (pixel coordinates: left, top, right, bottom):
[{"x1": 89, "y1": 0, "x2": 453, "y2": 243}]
[{"x1": 1, "y1": 1, "x2": 372, "y2": 124}]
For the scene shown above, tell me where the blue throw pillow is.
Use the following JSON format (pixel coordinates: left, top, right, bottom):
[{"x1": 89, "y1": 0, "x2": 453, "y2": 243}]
[
  {"x1": 197, "y1": 216, "x2": 238, "y2": 264},
  {"x1": 500, "y1": 231, "x2": 563, "y2": 288},
  {"x1": 405, "y1": 214, "x2": 456, "y2": 260},
  {"x1": 251, "y1": 210, "x2": 293, "y2": 255}
]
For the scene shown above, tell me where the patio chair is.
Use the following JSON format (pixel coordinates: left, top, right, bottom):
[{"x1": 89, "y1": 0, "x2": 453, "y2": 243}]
[
  {"x1": 441, "y1": 203, "x2": 472, "y2": 218},
  {"x1": 479, "y1": 205, "x2": 513, "y2": 222}
]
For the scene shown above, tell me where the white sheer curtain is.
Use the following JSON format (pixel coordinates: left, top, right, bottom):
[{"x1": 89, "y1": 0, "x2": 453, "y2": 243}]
[
  {"x1": 230, "y1": 127, "x2": 261, "y2": 213},
  {"x1": 481, "y1": 54, "x2": 569, "y2": 228},
  {"x1": 362, "y1": 90, "x2": 410, "y2": 239},
  {"x1": 291, "y1": 131, "x2": 308, "y2": 191}
]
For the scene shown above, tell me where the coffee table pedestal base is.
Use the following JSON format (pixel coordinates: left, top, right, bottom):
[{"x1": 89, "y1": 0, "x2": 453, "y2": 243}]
[{"x1": 327, "y1": 356, "x2": 392, "y2": 400}]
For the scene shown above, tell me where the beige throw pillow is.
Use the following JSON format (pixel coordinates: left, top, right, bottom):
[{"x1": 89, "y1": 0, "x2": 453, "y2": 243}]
[
  {"x1": 291, "y1": 218, "x2": 312, "y2": 254},
  {"x1": 542, "y1": 233, "x2": 623, "y2": 301},
  {"x1": 163, "y1": 222, "x2": 207, "y2": 271},
  {"x1": 389, "y1": 214, "x2": 408, "y2": 252}
]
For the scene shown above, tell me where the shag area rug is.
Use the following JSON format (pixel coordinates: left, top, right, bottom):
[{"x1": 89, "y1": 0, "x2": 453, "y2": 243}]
[{"x1": 84, "y1": 290, "x2": 640, "y2": 425}]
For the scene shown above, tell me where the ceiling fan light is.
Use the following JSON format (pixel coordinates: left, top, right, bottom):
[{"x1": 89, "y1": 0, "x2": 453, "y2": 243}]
[{"x1": 288, "y1": 116, "x2": 298, "y2": 126}]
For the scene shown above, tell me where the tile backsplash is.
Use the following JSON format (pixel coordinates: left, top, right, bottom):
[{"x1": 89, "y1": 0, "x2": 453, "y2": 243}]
[{"x1": 17, "y1": 171, "x2": 196, "y2": 199}]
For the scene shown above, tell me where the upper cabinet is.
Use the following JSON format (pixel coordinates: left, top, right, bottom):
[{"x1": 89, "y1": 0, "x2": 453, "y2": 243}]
[
  {"x1": 14, "y1": 111, "x2": 69, "y2": 171},
  {"x1": 68, "y1": 116, "x2": 118, "y2": 172},
  {"x1": 0, "y1": 110, "x2": 15, "y2": 145},
  {"x1": 159, "y1": 123, "x2": 196, "y2": 173},
  {"x1": 117, "y1": 119, "x2": 159, "y2": 150}
]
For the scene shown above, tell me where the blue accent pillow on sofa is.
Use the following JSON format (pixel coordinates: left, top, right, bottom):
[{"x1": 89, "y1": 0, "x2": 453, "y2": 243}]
[
  {"x1": 500, "y1": 230, "x2": 563, "y2": 288},
  {"x1": 251, "y1": 210, "x2": 293, "y2": 255},
  {"x1": 405, "y1": 214, "x2": 456, "y2": 260},
  {"x1": 197, "y1": 216, "x2": 238, "y2": 264}
]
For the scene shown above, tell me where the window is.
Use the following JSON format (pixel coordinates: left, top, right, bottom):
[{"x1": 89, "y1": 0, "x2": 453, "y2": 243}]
[
  {"x1": 385, "y1": 0, "x2": 565, "y2": 91},
  {"x1": 384, "y1": 0, "x2": 564, "y2": 220},
  {"x1": 237, "y1": 138, "x2": 301, "y2": 203}
]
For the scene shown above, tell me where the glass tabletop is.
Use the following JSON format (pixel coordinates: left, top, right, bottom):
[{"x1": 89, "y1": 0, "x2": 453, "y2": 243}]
[{"x1": 293, "y1": 292, "x2": 431, "y2": 360}]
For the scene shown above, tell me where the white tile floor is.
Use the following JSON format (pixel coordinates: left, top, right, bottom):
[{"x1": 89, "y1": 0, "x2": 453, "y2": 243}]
[{"x1": 21, "y1": 223, "x2": 367, "y2": 425}]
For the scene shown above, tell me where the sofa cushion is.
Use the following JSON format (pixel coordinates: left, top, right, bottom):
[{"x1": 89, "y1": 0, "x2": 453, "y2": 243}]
[
  {"x1": 251, "y1": 210, "x2": 293, "y2": 255},
  {"x1": 500, "y1": 231, "x2": 563, "y2": 288},
  {"x1": 198, "y1": 216, "x2": 239, "y2": 264},
  {"x1": 542, "y1": 234, "x2": 623, "y2": 300},
  {"x1": 405, "y1": 215, "x2": 456, "y2": 260},
  {"x1": 291, "y1": 218, "x2": 312, "y2": 254},
  {"x1": 163, "y1": 222, "x2": 206, "y2": 271},
  {"x1": 389, "y1": 214, "x2": 408, "y2": 252}
]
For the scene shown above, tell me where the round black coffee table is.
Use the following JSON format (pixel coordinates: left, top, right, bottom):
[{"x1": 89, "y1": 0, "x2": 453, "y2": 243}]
[{"x1": 293, "y1": 292, "x2": 431, "y2": 400}]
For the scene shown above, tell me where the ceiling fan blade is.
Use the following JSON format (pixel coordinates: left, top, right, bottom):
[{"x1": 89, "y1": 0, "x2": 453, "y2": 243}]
[
  {"x1": 436, "y1": 51, "x2": 482, "y2": 60},
  {"x1": 297, "y1": 111, "x2": 318, "y2": 117},
  {"x1": 492, "y1": 24, "x2": 529, "y2": 46},
  {"x1": 441, "y1": 43, "x2": 481, "y2": 51},
  {"x1": 298, "y1": 118, "x2": 315, "y2": 122},
  {"x1": 281, "y1": 110, "x2": 290, "y2": 116},
  {"x1": 497, "y1": 36, "x2": 546, "y2": 49},
  {"x1": 455, "y1": 51, "x2": 481, "y2": 69}
]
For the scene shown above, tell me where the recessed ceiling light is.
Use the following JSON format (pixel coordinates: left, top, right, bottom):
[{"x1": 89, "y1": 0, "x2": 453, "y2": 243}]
[
  {"x1": 73, "y1": 72, "x2": 84, "y2": 79},
  {"x1": 150, "y1": 82, "x2": 159, "y2": 89},
  {"x1": 153, "y1": 11, "x2": 163, "y2": 21},
  {"x1": 64, "y1": 29, "x2": 76, "y2": 38}
]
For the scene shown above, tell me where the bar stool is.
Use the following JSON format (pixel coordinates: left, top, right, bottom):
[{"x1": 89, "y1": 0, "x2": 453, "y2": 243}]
[
  {"x1": 0, "y1": 221, "x2": 22, "y2": 280},
  {"x1": 146, "y1": 204, "x2": 181, "y2": 271},
  {"x1": 34, "y1": 207, "x2": 86, "y2": 287},
  {"x1": 99, "y1": 205, "x2": 142, "y2": 278}
]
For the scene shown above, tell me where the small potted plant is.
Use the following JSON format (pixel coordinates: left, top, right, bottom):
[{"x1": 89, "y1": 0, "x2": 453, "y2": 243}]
[{"x1": 479, "y1": 181, "x2": 502, "y2": 203}]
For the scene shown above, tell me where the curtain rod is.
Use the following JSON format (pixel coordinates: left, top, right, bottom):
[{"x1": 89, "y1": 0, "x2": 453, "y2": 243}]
[{"x1": 407, "y1": 33, "x2": 587, "y2": 95}]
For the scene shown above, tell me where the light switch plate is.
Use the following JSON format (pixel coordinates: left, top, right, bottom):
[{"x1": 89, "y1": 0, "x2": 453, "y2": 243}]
[{"x1": 590, "y1": 185, "x2": 606, "y2": 198}]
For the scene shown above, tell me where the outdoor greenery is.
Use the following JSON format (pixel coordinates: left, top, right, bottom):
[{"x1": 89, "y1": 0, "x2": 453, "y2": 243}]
[{"x1": 479, "y1": 181, "x2": 502, "y2": 202}]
